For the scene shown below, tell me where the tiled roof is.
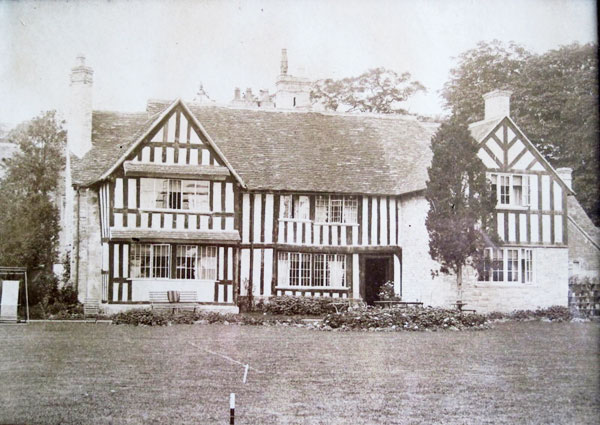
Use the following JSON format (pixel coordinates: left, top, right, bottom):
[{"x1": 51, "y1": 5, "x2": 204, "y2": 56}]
[
  {"x1": 73, "y1": 101, "x2": 437, "y2": 196},
  {"x1": 468, "y1": 118, "x2": 502, "y2": 142},
  {"x1": 567, "y1": 196, "x2": 600, "y2": 247}
]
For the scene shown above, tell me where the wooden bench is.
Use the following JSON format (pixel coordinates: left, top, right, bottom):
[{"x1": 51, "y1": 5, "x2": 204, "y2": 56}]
[
  {"x1": 374, "y1": 301, "x2": 424, "y2": 309},
  {"x1": 84, "y1": 298, "x2": 100, "y2": 321},
  {"x1": 149, "y1": 291, "x2": 198, "y2": 313}
]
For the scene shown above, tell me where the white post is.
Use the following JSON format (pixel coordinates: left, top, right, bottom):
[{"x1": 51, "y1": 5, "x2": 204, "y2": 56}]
[
  {"x1": 229, "y1": 393, "x2": 235, "y2": 425},
  {"x1": 243, "y1": 364, "x2": 249, "y2": 384}
]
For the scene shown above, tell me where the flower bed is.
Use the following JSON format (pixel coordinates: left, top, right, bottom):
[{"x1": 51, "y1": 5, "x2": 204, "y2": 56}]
[{"x1": 322, "y1": 306, "x2": 488, "y2": 331}]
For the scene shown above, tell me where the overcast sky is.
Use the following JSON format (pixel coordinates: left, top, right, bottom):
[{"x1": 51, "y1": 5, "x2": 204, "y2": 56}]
[{"x1": 0, "y1": 0, "x2": 597, "y2": 125}]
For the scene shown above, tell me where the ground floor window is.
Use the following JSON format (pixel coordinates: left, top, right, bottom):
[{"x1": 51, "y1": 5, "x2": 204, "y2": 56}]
[
  {"x1": 278, "y1": 252, "x2": 346, "y2": 287},
  {"x1": 480, "y1": 247, "x2": 533, "y2": 283},
  {"x1": 130, "y1": 243, "x2": 217, "y2": 280}
]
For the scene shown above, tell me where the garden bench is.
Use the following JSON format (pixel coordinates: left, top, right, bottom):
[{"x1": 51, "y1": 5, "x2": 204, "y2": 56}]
[
  {"x1": 149, "y1": 291, "x2": 198, "y2": 313},
  {"x1": 374, "y1": 301, "x2": 424, "y2": 309}
]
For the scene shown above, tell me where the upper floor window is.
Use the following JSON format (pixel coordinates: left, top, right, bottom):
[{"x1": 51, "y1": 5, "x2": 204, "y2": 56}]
[
  {"x1": 315, "y1": 195, "x2": 358, "y2": 224},
  {"x1": 140, "y1": 178, "x2": 210, "y2": 211},
  {"x1": 489, "y1": 173, "x2": 530, "y2": 207},
  {"x1": 281, "y1": 195, "x2": 310, "y2": 220}
]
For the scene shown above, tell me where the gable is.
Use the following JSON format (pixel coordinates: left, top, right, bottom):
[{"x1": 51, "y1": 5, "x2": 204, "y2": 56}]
[
  {"x1": 96, "y1": 100, "x2": 245, "y2": 187},
  {"x1": 475, "y1": 117, "x2": 572, "y2": 193}
]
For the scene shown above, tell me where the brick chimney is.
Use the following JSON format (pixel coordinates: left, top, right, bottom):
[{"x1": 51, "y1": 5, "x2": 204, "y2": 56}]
[
  {"x1": 556, "y1": 167, "x2": 573, "y2": 190},
  {"x1": 483, "y1": 89, "x2": 512, "y2": 120},
  {"x1": 67, "y1": 54, "x2": 94, "y2": 158},
  {"x1": 280, "y1": 48, "x2": 288, "y2": 76},
  {"x1": 234, "y1": 87, "x2": 241, "y2": 101}
]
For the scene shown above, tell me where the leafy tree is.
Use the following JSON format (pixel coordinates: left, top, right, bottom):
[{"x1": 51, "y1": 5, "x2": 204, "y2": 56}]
[
  {"x1": 311, "y1": 67, "x2": 426, "y2": 114},
  {"x1": 0, "y1": 111, "x2": 65, "y2": 275},
  {"x1": 425, "y1": 118, "x2": 498, "y2": 297},
  {"x1": 442, "y1": 40, "x2": 599, "y2": 224}
]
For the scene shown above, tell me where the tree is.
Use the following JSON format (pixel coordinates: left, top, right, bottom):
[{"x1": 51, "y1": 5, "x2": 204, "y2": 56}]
[
  {"x1": 425, "y1": 118, "x2": 498, "y2": 298},
  {"x1": 0, "y1": 111, "x2": 65, "y2": 276},
  {"x1": 442, "y1": 41, "x2": 599, "y2": 224},
  {"x1": 310, "y1": 67, "x2": 426, "y2": 114}
]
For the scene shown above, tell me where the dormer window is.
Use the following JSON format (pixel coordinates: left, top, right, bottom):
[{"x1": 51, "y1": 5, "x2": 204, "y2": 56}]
[{"x1": 489, "y1": 173, "x2": 530, "y2": 207}]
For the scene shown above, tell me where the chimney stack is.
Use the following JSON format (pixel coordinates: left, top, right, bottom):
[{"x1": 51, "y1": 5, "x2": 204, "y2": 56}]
[
  {"x1": 556, "y1": 167, "x2": 573, "y2": 190},
  {"x1": 280, "y1": 48, "x2": 288, "y2": 76},
  {"x1": 68, "y1": 54, "x2": 93, "y2": 158},
  {"x1": 483, "y1": 89, "x2": 512, "y2": 121},
  {"x1": 234, "y1": 87, "x2": 241, "y2": 101}
]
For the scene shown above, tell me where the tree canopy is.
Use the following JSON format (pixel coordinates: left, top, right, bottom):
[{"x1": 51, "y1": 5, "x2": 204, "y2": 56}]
[
  {"x1": 425, "y1": 117, "x2": 498, "y2": 293},
  {"x1": 0, "y1": 111, "x2": 65, "y2": 271},
  {"x1": 442, "y1": 40, "x2": 599, "y2": 224},
  {"x1": 310, "y1": 67, "x2": 426, "y2": 114}
]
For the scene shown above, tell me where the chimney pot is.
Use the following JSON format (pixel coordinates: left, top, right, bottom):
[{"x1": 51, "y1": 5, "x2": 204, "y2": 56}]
[
  {"x1": 280, "y1": 48, "x2": 288, "y2": 75},
  {"x1": 483, "y1": 89, "x2": 512, "y2": 120},
  {"x1": 68, "y1": 55, "x2": 94, "y2": 158},
  {"x1": 234, "y1": 87, "x2": 241, "y2": 100},
  {"x1": 556, "y1": 167, "x2": 573, "y2": 190}
]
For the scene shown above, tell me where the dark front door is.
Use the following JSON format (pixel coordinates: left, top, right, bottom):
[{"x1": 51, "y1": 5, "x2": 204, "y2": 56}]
[{"x1": 363, "y1": 256, "x2": 392, "y2": 305}]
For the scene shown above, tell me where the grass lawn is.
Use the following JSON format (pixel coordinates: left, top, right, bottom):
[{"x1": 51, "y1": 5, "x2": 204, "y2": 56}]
[{"x1": 0, "y1": 321, "x2": 598, "y2": 424}]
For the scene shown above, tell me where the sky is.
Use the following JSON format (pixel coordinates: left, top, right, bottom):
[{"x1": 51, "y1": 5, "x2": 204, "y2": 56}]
[{"x1": 0, "y1": 0, "x2": 597, "y2": 126}]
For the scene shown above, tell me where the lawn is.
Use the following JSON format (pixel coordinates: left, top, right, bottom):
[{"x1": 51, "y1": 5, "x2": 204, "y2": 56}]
[{"x1": 0, "y1": 321, "x2": 598, "y2": 424}]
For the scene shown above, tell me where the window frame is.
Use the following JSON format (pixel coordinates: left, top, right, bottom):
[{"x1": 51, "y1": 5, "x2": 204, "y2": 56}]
[
  {"x1": 277, "y1": 252, "x2": 347, "y2": 288},
  {"x1": 314, "y1": 195, "x2": 358, "y2": 224},
  {"x1": 489, "y1": 173, "x2": 530, "y2": 209},
  {"x1": 480, "y1": 247, "x2": 534, "y2": 284},
  {"x1": 139, "y1": 178, "x2": 210, "y2": 212}
]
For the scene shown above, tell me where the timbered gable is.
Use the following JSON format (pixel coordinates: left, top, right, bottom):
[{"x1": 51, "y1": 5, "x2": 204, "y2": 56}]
[{"x1": 472, "y1": 117, "x2": 572, "y2": 248}]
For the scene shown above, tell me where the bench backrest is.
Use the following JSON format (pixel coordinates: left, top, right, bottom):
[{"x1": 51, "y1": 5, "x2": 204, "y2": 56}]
[{"x1": 149, "y1": 291, "x2": 197, "y2": 303}]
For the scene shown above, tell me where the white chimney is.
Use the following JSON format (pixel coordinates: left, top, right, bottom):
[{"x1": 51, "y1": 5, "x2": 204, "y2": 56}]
[
  {"x1": 68, "y1": 54, "x2": 93, "y2": 158},
  {"x1": 556, "y1": 167, "x2": 573, "y2": 190},
  {"x1": 483, "y1": 89, "x2": 512, "y2": 121}
]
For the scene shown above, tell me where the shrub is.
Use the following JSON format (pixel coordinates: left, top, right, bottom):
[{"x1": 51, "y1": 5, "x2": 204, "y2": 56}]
[
  {"x1": 261, "y1": 296, "x2": 340, "y2": 316},
  {"x1": 323, "y1": 306, "x2": 487, "y2": 331},
  {"x1": 111, "y1": 309, "x2": 169, "y2": 326},
  {"x1": 378, "y1": 281, "x2": 401, "y2": 301},
  {"x1": 485, "y1": 306, "x2": 572, "y2": 322}
]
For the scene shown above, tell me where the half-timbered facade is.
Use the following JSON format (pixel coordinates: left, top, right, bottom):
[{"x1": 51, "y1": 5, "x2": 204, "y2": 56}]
[{"x1": 64, "y1": 58, "x2": 583, "y2": 314}]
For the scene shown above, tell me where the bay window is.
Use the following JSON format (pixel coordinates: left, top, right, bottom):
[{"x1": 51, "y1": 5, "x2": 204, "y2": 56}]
[
  {"x1": 140, "y1": 178, "x2": 210, "y2": 211},
  {"x1": 480, "y1": 247, "x2": 534, "y2": 283},
  {"x1": 278, "y1": 252, "x2": 346, "y2": 287}
]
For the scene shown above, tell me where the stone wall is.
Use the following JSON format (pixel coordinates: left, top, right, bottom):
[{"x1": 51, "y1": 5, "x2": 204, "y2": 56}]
[
  {"x1": 399, "y1": 194, "x2": 569, "y2": 312},
  {"x1": 568, "y1": 220, "x2": 600, "y2": 279},
  {"x1": 73, "y1": 187, "x2": 103, "y2": 303}
]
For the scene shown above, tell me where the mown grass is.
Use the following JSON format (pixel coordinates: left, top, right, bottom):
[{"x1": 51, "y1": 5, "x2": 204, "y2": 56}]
[{"x1": 0, "y1": 321, "x2": 598, "y2": 424}]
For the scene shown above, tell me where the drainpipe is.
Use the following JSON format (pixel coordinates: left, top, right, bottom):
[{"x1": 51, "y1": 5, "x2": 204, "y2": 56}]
[{"x1": 74, "y1": 187, "x2": 81, "y2": 294}]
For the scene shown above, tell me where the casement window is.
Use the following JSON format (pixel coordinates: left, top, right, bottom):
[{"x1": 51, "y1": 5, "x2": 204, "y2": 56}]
[
  {"x1": 277, "y1": 252, "x2": 346, "y2": 287},
  {"x1": 130, "y1": 244, "x2": 171, "y2": 279},
  {"x1": 140, "y1": 178, "x2": 210, "y2": 211},
  {"x1": 489, "y1": 173, "x2": 530, "y2": 207},
  {"x1": 130, "y1": 244, "x2": 217, "y2": 280},
  {"x1": 315, "y1": 195, "x2": 358, "y2": 224},
  {"x1": 480, "y1": 247, "x2": 534, "y2": 283},
  {"x1": 281, "y1": 195, "x2": 310, "y2": 220},
  {"x1": 175, "y1": 245, "x2": 217, "y2": 280}
]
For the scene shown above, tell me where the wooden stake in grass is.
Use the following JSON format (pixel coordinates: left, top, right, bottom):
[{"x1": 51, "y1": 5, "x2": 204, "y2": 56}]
[
  {"x1": 230, "y1": 393, "x2": 235, "y2": 425},
  {"x1": 243, "y1": 364, "x2": 249, "y2": 384}
]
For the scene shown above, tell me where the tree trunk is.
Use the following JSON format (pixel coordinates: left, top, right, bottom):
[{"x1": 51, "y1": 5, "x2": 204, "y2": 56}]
[{"x1": 456, "y1": 264, "x2": 463, "y2": 302}]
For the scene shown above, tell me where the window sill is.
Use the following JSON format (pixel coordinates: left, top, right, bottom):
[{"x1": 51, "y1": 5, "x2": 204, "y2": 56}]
[
  {"x1": 279, "y1": 218, "x2": 312, "y2": 223},
  {"x1": 313, "y1": 222, "x2": 359, "y2": 227},
  {"x1": 130, "y1": 278, "x2": 217, "y2": 283},
  {"x1": 276, "y1": 286, "x2": 349, "y2": 291},
  {"x1": 496, "y1": 205, "x2": 529, "y2": 211},
  {"x1": 139, "y1": 207, "x2": 221, "y2": 214},
  {"x1": 475, "y1": 282, "x2": 537, "y2": 288}
]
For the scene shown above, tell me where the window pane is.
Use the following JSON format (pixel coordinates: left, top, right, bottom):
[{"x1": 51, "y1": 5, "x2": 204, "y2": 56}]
[
  {"x1": 500, "y1": 176, "x2": 510, "y2": 205},
  {"x1": 297, "y1": 196, "x2": 310, "y2": 220},
  {"x1": 315, "y1": 196, "x2": 328, "y2": 222},
  {"x1": 343, "y1": 197, "x2": 358, "y2": 224},
  {"x1": 131, "y1": 244, "x2": 151, "y2": 278},
  {"x1": 328, "y1": 255, "x2": 346, "y2": 287},
  {"x1": 506, "y1": 249, "x2": 518, "y2": 282},
  {"x1": 183, "y1": 181, "x2": 209, "y2": 211},
  {"x1": 199, "y1": 246, "x2": 217, "y2": 280},
  {"x1": 330, "y1": 196, "x2": 343, "y2": 223},
  {"x1": 140, "y1": 179, "x2": 156, "y2": 209},
  {"x1": 492, "y1": 249, "x2": 503, "y2": 281},
  {"x1": 281, "y1": 195, "x2": 293, "y2": 219},
  {"x1": 277, "y1": 252, "x2": 290, "y2": 286},
  {"x1": 176, "y1": 245, "x2": 197, "y2": 279},
  {"x1": 153, "y1": 244, "x2": 171, "y2": 278},
  {"x1": 313, "y1": 254, "x2": 325, "y2": 287}
]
